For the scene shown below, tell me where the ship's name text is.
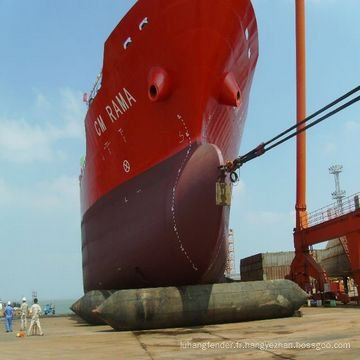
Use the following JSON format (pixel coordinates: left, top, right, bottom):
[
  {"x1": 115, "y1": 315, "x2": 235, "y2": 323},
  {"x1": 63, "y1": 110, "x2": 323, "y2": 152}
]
[{"x1": 94, "y1": 87, "x2": 137, "y2": 136}]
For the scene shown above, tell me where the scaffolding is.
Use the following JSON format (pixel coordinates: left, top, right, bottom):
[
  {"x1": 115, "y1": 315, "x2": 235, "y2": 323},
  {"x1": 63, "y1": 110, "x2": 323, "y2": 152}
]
[{"x1": 225, "y1": 229, "x2": 235, "y2": 276}]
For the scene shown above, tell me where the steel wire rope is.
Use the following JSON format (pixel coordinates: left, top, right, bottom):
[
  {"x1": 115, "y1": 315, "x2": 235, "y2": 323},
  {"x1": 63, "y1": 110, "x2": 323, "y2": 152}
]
[
  {"x1": 263, "y1": 84, "x2": 360, "y2": 148},
  {"x1": 225, "y1": 85, "x2": 360, "y2": 174},
  {"x1": 265, "y1": 94, "x2": 360, "y2": 152}
]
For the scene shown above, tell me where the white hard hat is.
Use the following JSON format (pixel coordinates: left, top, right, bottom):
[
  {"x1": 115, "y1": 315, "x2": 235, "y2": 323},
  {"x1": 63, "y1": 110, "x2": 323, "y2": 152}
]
[
  {"x1": 22, "y1": 297, "x2": 26, "y2": 302},
  {"x1": 7, "y1": 301, "x2": 11, "y2": 305}
]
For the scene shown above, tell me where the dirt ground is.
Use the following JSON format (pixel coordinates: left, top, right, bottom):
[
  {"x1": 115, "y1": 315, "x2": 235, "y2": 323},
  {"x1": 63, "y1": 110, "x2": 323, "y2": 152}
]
[{"x1": 0, "y1": 306, "x2": 359, "y2": 360}]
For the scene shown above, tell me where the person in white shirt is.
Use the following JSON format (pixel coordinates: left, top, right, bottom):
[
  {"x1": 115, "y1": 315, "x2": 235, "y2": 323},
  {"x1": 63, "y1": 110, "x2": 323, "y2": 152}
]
[
  {"x1": 20, "y1": 297, "x2": 29, "y2": 331},
  {"x1": 27, "y1": 298, "x2": 44, "y2": 336}
]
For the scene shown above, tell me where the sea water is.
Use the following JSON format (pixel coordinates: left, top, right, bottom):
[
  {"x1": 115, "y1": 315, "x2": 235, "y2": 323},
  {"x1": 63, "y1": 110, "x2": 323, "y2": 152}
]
[{"x1": 38, "y1": 299, "x2": 76, "y2": 315}]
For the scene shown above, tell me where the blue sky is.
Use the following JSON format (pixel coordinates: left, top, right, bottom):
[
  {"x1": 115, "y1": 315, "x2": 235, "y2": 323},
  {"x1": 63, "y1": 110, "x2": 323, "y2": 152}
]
[{"x1": 0, "y1": 0, "x2": 359, "y2": 301}]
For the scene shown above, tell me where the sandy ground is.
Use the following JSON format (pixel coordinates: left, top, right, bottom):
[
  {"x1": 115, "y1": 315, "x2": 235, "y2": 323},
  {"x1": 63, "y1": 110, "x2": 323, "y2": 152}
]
[{"x1": 0, "y1": 306, "x2": 359, "y2": 360}]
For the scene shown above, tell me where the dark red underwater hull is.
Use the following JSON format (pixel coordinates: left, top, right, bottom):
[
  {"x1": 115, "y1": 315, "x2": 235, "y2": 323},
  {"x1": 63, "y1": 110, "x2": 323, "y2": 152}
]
[{"x1": 82, "y1": 144, "x2": 228, "y2": 291}]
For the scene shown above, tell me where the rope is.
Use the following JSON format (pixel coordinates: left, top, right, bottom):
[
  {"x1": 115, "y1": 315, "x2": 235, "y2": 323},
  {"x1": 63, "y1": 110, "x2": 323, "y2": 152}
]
[{"x1": 222, "y1": 85, "x2": 360, "y2": 175}]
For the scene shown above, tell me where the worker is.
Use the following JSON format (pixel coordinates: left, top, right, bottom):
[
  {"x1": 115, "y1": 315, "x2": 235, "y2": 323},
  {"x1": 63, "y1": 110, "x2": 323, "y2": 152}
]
[
  {"x1": 4, "y1": 301, "x2": 13, "y2": 333},
  {"x1": 27, "y1": 298, "x2": 44, "y2": 336},
  {"x1": 20, "y1": 297, "x2": 29, "y2": 331}
]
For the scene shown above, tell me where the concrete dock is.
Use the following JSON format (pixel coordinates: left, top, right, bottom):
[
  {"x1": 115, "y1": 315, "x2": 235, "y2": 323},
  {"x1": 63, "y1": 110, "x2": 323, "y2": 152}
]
[{"x1": 0, "y1": 306, "x2": 359, "y2": 359}]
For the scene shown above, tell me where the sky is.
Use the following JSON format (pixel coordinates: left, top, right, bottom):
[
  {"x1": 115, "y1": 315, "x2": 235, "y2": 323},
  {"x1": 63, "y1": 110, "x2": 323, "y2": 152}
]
[{"x1": 0, "y1": 0, "x2": 359, "y2": 301}]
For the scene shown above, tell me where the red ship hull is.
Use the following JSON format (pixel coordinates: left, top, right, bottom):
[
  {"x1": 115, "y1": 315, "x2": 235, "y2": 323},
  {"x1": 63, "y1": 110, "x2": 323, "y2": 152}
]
[{"x1": 80, "y1": 0, "x2": 258, "y2": 292}]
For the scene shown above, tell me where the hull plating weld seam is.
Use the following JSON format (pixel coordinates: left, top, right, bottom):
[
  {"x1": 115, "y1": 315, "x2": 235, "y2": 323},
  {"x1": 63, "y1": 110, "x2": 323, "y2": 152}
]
[{"x1": 171, "y1": 113, "x2": 198, "y2": 271}]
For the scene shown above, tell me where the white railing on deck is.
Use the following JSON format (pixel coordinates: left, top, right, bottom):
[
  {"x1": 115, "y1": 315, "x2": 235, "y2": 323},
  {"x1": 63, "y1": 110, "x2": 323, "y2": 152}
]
[
  {"x1": 88, "y1": 72, "x2": 102, "y2": 105},
  {"x1": 303, "y1": 192, "x2": 360, "y2": 227}
]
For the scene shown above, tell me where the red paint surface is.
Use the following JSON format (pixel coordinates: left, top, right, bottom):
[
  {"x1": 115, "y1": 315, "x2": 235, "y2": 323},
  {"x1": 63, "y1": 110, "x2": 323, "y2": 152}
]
[{"x1": 80, "y1": 0, "x2": 258, "y2": 291}]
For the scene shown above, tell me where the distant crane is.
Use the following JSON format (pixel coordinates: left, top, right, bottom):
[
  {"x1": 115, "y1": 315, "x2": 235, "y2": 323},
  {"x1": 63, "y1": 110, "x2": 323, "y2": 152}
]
[{"x1": 329, "y1": 165, "x2": 346, "y2": 213}]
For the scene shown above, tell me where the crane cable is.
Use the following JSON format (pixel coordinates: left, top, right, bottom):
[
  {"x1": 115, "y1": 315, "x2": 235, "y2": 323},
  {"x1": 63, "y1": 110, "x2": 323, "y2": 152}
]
[{"x1": 220, "y1": 85, "x2": 360, "y2": 182}]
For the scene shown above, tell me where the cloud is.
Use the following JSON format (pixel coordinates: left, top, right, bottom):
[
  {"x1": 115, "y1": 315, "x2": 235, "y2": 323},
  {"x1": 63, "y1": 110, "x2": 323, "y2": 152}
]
[
  {"x1": 310, "y1": 0, "x2": 337, "y2": 5},
  {"x1": 246, "y1": 210, "x2": 294, "y2": 225},
  {"x1": 0, "y1": 176, "x2": 79, "y2": 213},
  {"x1": 232, "y1": 178, "x2": 246, "y2": 198},
  {"x1": 0, "y1": 119, "x2": 53, "y2": 162},
  {"x1": 345, "y1": 120, "x2": 360, "y2": 133},
  {"x1": 34, "y1": 90, "x2": 50, "y2": 110},
  {"x1": 0, "y1": 88, "x2": 85, "y2": 163},
  {"x1": 322, "y1": 141, "x2": 337, "y2": 155},
  {"x1": 59, "y1": 88, "x2": 85, "y2": 138}
]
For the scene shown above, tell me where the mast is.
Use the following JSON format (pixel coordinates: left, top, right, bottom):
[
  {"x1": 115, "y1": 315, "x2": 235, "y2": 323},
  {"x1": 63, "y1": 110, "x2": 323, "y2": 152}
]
[{"x1": 295, "y1": 0, "x2": 307, "y2": 230}]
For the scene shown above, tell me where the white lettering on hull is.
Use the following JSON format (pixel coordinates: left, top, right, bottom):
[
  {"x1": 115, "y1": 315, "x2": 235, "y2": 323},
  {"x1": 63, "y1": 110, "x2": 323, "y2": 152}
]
[
  {"x1": 94, "y1": 87, "x2": 137, "y2": 137},
  {"x1": 105, "y1": 106, "x2": 117, "y2": 123},
  {"x1": 94, "y1": 115, "x2": 107, "y2": 136},
  {"x1": 124, "y1": 88, "x2": 136, "y2": 106},
  {"x1": 116, "y1": 93, "x2": 129, "y2": 114}
]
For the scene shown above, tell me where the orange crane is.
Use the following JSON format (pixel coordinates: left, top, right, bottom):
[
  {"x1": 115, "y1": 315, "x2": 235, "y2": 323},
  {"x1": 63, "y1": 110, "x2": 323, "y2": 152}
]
[
  {"x1": 219, "y1": 0, "x2": 360, "y2": 303},
  {"x1": 286, "y1": 0, "x2": 360, "y2": 302}
]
